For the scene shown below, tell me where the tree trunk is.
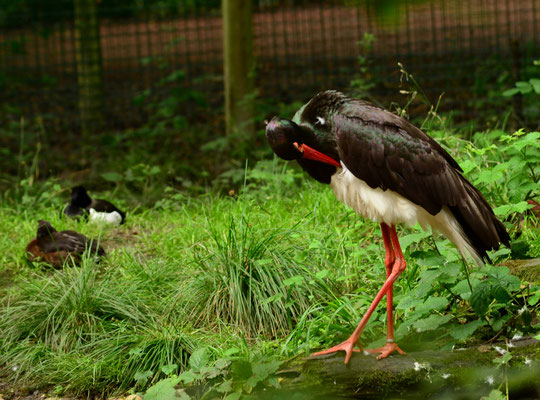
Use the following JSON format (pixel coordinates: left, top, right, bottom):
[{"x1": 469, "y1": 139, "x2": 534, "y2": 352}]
[
  {"x1": 74, "y1": 0, "x2": 104, "y2": 137},
  {"x1": 222, "y1": 0, "x2": 255, "y2": 138}
]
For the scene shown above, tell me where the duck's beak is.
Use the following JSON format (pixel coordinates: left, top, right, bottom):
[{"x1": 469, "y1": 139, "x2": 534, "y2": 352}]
[{"x1": 293, "y1": 142, "x2": 341, "y2": 167}]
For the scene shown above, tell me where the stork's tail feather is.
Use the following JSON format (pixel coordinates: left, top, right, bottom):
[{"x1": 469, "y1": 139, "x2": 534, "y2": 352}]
[{"x1": 449, "y1": 179, "x2": 511, "y2": 265}]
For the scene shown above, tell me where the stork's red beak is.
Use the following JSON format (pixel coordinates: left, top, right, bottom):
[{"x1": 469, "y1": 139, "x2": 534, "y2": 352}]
[{"x1": 293, "y1": 142, "x2": 341, "y2": 167}]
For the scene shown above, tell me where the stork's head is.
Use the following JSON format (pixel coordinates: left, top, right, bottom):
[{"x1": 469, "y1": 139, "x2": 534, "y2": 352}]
[
  {"x1": 265, "y1": 117, "x2": 341, "y2": 167},
  {"x1": 265, "y1": 117, "x2": 303, "y2": 160}
]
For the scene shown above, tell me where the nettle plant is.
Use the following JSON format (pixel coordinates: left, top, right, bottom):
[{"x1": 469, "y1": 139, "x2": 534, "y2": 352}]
[
  {"x1": 394, "y1": 250, "x2": 538, "y2": 346},
  {"x1": 394, "y1": 129, "x2": 540, "y2": 346}
]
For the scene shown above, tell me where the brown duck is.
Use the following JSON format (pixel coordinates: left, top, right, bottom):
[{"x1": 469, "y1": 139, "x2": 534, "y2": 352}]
[{"x1": 26, "y1": 220, "x2": 106, "y2": 268}]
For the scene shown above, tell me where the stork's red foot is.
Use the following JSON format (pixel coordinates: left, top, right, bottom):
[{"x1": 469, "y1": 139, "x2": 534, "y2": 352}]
[
  {"x1": 311, "y1": 339, "x2": 363, "y2": 364},
  {"x1": 365, "y1": 341, "x2": 406, "y2": 360}
]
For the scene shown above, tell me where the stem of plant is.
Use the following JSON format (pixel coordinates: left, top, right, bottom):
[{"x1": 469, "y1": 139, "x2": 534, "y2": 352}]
[{"x1": 461, "y1": 258, "x2": 473, "y2": 293}]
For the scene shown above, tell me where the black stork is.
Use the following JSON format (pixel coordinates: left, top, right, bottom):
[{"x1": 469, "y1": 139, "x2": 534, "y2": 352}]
[
  {"x1": 265, "y1": 90, "x2": 510, "y2": 363},
  {"x1": 63, "y1": 186, "x2": 126, "y2": 225}
]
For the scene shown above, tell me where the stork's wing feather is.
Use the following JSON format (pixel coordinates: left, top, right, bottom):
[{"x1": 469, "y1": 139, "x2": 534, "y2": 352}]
[
  {"x1": 333, "y1": 112, "x2": 465, "y2": 215},
  {"x1": 338, "y1": 101, "x2": 462, "y2": 171}
]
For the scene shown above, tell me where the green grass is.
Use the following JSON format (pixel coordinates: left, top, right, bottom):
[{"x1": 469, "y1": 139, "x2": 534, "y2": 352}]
[{"x1": 0, "y1": 129, "x2": 539, "y2": 397}]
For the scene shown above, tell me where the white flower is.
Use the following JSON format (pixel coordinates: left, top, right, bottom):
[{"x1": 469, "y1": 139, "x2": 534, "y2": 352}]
[
  {"x1": 441, "y1": 373, "x2": 451, "y2": 379},
  {"x1": 508, "y1": 342, "x2": 515, "y2": 348},
  {"x1": 485, "y1": 375, "x2": 495, "y2": 385},
  {"x1": 12, "y1": 365, "x2": 18, "y2": 371},
  {"x1": 518, "y1": 306, "x2": 528, "y2": 315},
  {"x1": 524, "y1": 358, "x2": 531, "y2": 366},
  {"x1": 414, "y1": 361, "x2": 430, "y2": 371},
  {"x1": 493, "y1": 346, "x2": 507, "y2": 355},
  {"x1": 511, "y1": 333, "x2": 523, "y2": 340}
]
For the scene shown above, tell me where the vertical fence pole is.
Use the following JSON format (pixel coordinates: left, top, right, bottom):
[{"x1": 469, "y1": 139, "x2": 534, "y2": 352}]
[
  {"x1": 74, "y1": 0, "x2": 104, "y2": 136},
  {"x1": 222, "y1": 0, "x2": 254, "y2": 137}
]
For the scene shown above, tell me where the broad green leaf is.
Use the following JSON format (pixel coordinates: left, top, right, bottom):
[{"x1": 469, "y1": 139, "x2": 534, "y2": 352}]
[
  {"x1": 481, "y1": 389, "x2": 506, "y2": 400},
  {"x1": 252, "y1": 360, "x2": 281, "y2": 380},
  {"x1": 499, "y1": 274, "x2": 521, "y2": 291},
  {"x1": 460, "y1": 159, "x2": 478, "y2": 174},
  {"x1": 530, "y1": 78, "x2": 540, "y2": 93},
  {"x1": 246, "y1": 375, "x2": 260, "y2": 388},
  {"x1": 215, "y1": 379, "x2": 233, "y2": 393},
  {"x1": 225, "y1": 391, "x2": 242, "y2": 400},
  {"x1": 470, "y1": 282, "x2": 491, "y2": 316},
  {"x1": 491, "y1": 284, "x2": 511, "y2": 303},
  {"x1": 178, "y1": 370, "x2": 198, "y2": 384},
  {"x1": 161, "y1": 364, "x2": 178, "y2": 376},
  {"x1": 449, "y1": 320, "x2": 486, "y2": 340},
  {"x1": 437, "y1": 263, "x2": 462, "y2": 284},
  {"x1": 415, "y1": 296, "x2": 450, "y2": 315},
  {"x1": 528, "y1": 289, "x2": 540, "y2": 306},
  {"x1": 283, "y1": 275, "x2": 304, "y2": 286},
  {"x1": 413, "y1": 314, "x2": 452, "y2": 332},
  {"x1": 398, "y1": 230, "x2": 431, "y2": 250},
  {"x1": 493, "y1": 201, "x2": 530, "y2": 217},
  {"x1": 231, "y1": 360, "x2": 252, "y2": 381},
  {"x1": 502, "y1": 88, "x2": 520, "y2": 97},
  {"x1": 177, "y1": 390, "x2": 191, "y2": 400},
  {"x1": 475, "y1": 169, "x2": 504, "y2": 185},
  {"x1": 515, "y1": 81, "x2": 532, "y2": 93},
  {"x1": 396, "y1": 296, "x2": 423, "y2": 310},
  {"x1": 189, "y1": 347, "x2": 209, "y2": 372},
  {"x1": 418, "y1": 269, "x2": 444, "y2": 285},
  {"x1": 144, "y1": 378, "x2": 180, "y2": 400},
  {"x1": 267, "y1": 375, "x2": 280, "y2": 388},
  {"x1": 513, "y1": 131, "x2": 540, "y2": 151},
  {"x1": 315, "y1": 269, "x2": 329, "y2": 279},
  {"x1": 101, "y1": 172, "x2": 123, "y2": 182},
  {"x1": 487, "y1": 266, "x2": 510, "y2": 278},
  {"x1": 134, "y1": 370, "x2": 153, "y2": 383},
  {"x1": 214, "y1": 358, "x2": 230, "y2": 371}
]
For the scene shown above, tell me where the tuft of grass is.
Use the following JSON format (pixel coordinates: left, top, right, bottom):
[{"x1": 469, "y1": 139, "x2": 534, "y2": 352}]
[{"x1": 187, "y1": 210, "x2": 336, "y2": 338}]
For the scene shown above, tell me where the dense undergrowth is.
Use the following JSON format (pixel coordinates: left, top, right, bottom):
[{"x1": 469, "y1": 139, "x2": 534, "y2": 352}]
[{"x1": 0, "y1": 128, "x2": 539, "y2": 399}]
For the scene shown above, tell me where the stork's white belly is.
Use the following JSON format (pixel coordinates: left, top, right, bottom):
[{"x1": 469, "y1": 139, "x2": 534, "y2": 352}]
[
  {"x1": 330, "y1": 166, "x2": 428, "y2": 225},
  {"x1": 330, "y1": 165, "x2": 481, "y2": 264}
]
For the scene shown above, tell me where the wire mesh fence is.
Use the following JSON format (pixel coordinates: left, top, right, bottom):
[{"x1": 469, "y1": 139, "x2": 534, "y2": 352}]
[{"x1": 0, "y1": 0, "x2": 538, "y2": 133}]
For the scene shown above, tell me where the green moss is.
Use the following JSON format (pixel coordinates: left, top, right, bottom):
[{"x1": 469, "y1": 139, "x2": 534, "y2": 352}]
[
  {"x1": 501, "y1": 259, "x2": 540, "y2": 284},
  {"x1": 354, "y1": 367, "x2": 426, "y2": 395}
]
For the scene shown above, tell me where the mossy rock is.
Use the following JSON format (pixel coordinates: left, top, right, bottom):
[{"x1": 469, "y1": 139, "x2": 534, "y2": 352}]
[
  {"x1": 264, "y1": 337, "x2": 540, "y2": 399},
  {"x1": 500, "y1": 258, "x2": 540, "y2": 284}
]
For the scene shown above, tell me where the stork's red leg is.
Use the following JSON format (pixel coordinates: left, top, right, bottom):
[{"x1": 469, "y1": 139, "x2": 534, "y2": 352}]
[
  {"x1": 365, "y1": 224, "x2": 406, "y2": 359},
  {"x1": 312, "y1": 224, "x2": 406, "y2": 363}
]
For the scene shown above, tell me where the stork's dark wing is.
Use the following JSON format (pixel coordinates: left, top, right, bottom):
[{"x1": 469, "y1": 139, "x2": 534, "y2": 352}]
[
  {"x1": 333, "y1": 108, "x2": 510, "y2": 261},
  {"x1": 333, "y1": 111, "x2": 464, "y2": 215}
]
